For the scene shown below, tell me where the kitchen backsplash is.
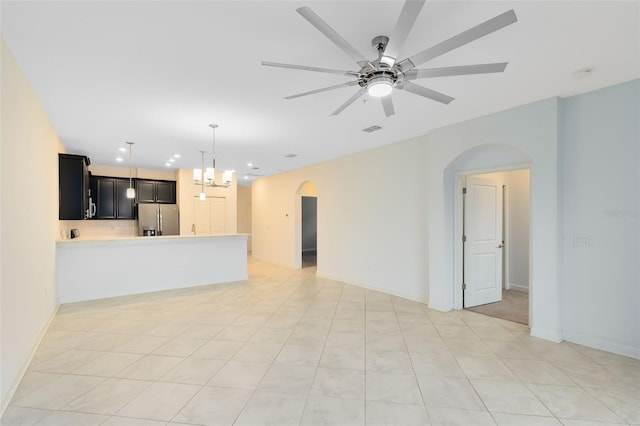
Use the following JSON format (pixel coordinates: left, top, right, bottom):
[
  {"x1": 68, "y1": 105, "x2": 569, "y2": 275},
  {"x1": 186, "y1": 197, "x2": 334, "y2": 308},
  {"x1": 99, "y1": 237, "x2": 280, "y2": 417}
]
[{"x1": 59, "y1": 220, "x2": 137, "y2": 240}]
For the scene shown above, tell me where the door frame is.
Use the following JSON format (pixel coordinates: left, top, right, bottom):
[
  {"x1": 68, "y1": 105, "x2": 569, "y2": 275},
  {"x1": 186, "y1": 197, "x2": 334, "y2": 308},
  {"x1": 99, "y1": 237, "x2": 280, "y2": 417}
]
[
  {"x1": 294, "y1": 181, "x2": 318, "y2": 269},
  {"x1": 454, "y1": 165, "x2": 532, "y2": 325}
]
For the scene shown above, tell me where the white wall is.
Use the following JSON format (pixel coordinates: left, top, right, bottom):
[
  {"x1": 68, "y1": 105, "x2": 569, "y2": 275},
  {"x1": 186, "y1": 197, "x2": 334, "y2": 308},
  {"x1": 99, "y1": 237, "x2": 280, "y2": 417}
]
[
  {"x1": 252, "y1": 138, "x2": 429, "y2": 302},
  {"x1": 560, "y1": 79, "x2": 640, "y2": 358},
  {"x1": 506, "y1": 169, "x2": 530, "y2": 291},
  {"x1": 0, "y1": 39, "x2": 59, "y2": 415}
]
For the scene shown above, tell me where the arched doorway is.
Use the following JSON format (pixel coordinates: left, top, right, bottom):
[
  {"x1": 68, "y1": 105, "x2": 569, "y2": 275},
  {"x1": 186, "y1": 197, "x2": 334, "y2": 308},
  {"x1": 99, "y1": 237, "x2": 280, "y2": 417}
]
[
  {"x1": 295, "y1": 181, "x2": 318, "y2": 269},
  {"x1": 425, "y1": 101, "x2": 562, "y2": 342}
]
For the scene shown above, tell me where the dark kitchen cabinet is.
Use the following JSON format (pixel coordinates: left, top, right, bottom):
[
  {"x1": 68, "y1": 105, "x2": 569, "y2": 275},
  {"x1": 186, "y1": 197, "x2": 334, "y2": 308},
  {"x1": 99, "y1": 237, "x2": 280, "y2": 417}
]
[
  {"x1": 116, "y1": 180, "x2": 136, "y2": 219},
  {"x1": 90, "y1": 176, "x2": 135, "y2": 219},
  {"x1": 59, "y1": 154, "x2": 90, "y2": 220},
  {"x1": 135, "y1": 179, "x2": 176, "y2": 204}
]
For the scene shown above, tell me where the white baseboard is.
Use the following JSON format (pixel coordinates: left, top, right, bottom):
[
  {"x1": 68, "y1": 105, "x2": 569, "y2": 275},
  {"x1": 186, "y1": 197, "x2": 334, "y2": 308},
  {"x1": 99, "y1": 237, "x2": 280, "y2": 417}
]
[
  {"x1": 563, "y1": 331, "x2": 640, "y2": 360},
  {"x1": 427, "y1": 301, "x2": 454, "y2": 312},
  {"x1": 250, "y1": 253, "x2": 296, "y2": 270},
  {"x1": 507, "y1": 283, "x2": 529, "y2": 293},
  {"x1": 530, "y1": 326, "x2": 563, "y2": 343},
  {"x1": 1, "y1": 304, "x2": 59, "y2": 417},
  {"x1": 316, "y1": 270, "x2": 428, "y2": 305}
]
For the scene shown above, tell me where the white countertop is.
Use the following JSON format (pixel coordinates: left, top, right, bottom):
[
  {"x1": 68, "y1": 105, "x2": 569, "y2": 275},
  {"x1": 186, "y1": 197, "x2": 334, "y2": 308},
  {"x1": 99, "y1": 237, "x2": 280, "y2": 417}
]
[{"x1": 57, "y1": 233, "x2": 250, "y2": 244}]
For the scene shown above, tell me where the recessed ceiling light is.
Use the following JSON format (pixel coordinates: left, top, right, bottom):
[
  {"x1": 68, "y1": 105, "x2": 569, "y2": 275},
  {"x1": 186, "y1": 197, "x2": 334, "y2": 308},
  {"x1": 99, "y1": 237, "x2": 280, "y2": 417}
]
[
  {"x1": 116, "y1": 157, "x2": 124, "y2": 162},
  {"x1": 247, "y1": 162, "x2": 254, "y2": 167},
  {"x1": 165, "y1": 163, "x2": 171, "y2": 167},
  {"x1": 118, "y1": 148, "x2": 127, "y2": 152},
  {"x1": 244, "y1": 175, "x2": 249, "y2": 180},
  {"x1": 169, "y1": 158, "x2": 175, "y2": 163},
  {"x1": 571, "y1": 67, "x2": 594, "y2": 79},
  {"x1": 173, "y1": 154, "x2": 181, "y2": 158}
]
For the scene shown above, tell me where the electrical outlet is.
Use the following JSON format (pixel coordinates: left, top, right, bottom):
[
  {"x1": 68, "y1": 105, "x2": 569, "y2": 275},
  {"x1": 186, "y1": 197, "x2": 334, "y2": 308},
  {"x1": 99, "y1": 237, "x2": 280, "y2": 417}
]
[{"x1": 573, "y1": 235, "x2": 590, "y2": 247}]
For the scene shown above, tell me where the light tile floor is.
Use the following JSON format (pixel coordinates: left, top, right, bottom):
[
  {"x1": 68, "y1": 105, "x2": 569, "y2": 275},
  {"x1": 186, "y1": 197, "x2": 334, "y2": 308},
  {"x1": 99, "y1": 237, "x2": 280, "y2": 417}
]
[{"x1": 2, "y1": 257, "x2": 639, "y2": 426}]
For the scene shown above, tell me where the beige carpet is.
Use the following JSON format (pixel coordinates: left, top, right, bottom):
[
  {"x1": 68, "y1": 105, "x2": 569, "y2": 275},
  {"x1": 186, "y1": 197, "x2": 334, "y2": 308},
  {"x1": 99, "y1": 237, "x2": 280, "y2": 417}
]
[{"x1": 467, "y1": 289, "x2": 529, "y2": 325}]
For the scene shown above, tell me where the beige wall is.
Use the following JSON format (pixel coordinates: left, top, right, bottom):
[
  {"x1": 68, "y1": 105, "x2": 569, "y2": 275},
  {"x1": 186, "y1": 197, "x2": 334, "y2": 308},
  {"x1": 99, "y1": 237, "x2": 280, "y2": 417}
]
[
  {"x1": 89, "y1": 164, "x2": 177, "y2": 181},
  {"x1": 0, "y1": 38, "x2": 60, "y2": 414},
  {"x1": 237, "y1": 185, "x2": 252, "y2": 252},
  {"x1": 298, "y1": 181, "x2": 318, "y2": 197},
  {"x1": 252, "y1": 137, "x2": 429, "y2": 301},
  {"x1": 177, "y1": 169, "x2": 237, "y2": 236}
]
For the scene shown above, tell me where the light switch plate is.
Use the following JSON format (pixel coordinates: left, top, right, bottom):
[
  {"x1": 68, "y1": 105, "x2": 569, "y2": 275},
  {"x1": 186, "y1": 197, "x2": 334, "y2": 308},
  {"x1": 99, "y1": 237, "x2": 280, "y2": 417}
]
[{"x1": 573, "y1": 235, "x2": 590, "y2": 247}]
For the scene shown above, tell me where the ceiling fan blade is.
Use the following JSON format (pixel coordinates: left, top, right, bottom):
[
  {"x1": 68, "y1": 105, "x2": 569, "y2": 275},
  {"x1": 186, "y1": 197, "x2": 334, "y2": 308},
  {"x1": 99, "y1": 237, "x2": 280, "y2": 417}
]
[
  {"x1": 397, "y1": 9, "x2": 517, "y2": 71},
  {"x1": 262, "y1": 61, "x2": 359, "y2": 76},
  {"x1": 382, "y1": 0, "x2": 426, "y2": 66},
  {"x1": 381, "y1": 95, "x2": 395, "y2": 117},
  {"x1": 397, "y1": 81, "x2": 454, "y2": 104},
  {"x1": 297, "y1": 7, "x2": 369, "y2": 67},
  {"x1": 285, "y1": 81, "x2": 359, "y2": 99},
  {"x1": 331, "y1": 87, "x2": 367, "y2": 116},
  {"x1": 404, "y1": 62, "x2": 508, "y2": 80}
]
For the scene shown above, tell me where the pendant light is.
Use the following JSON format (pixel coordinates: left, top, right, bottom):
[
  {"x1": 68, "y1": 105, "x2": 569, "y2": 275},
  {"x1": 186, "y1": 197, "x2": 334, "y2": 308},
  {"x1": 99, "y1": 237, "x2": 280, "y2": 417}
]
[
  {"x1": 126, "y1": 142, "x2": 135, "y2": 199},
  {"x1": 208, "y1": 123, "x2": 218, "y2": 184},
  {"x1": 193, "y1": 123, "x2": 232, "y2": 191},
  {"x1": 199, "y1": 150, "x2": 206, "y2": 201}
]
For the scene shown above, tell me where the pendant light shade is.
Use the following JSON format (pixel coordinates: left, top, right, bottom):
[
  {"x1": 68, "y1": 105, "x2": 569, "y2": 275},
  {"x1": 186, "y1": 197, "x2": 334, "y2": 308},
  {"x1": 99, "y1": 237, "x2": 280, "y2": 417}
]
[{"x1": 126, "y1": 142, "x2": 136, "y2": 199}]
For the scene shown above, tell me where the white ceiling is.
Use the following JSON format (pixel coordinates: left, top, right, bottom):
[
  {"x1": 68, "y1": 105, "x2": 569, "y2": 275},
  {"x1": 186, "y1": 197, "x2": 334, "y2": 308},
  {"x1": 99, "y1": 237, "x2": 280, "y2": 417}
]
[{"x1": 2, "y1": 1, "x2": 638, "y2": 183}]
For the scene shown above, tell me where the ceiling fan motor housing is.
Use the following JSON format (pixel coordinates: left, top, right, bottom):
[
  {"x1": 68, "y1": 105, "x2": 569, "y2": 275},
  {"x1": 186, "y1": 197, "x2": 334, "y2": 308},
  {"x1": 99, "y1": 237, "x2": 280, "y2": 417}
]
[{"x1": 358, "y1": 63, "x2": 403, "y2": 90}]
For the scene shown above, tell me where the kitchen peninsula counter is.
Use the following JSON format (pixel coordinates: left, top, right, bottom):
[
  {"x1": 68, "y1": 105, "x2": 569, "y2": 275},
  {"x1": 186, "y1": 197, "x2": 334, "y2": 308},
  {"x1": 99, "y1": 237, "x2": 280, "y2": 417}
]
[{"x1": 57, "y1": 234, "x2": 249, "y2": 303}]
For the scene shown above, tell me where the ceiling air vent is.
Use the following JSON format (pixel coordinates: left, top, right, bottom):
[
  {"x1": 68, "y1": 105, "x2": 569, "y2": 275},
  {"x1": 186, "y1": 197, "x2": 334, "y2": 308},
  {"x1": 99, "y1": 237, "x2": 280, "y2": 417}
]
[
  {"x1": 285, "y1": 154, "x2": 298, "y2": 158},
  {"x1": 362, "y1": 125, "x2": 382, "y2": 133}
]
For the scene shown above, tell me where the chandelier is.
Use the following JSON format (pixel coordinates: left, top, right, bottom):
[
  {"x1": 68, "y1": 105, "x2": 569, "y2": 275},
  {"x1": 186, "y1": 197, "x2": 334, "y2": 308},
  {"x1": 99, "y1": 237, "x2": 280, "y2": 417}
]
[{"x1": 193, "y1": 124, "x2": 233, "y2": 200}]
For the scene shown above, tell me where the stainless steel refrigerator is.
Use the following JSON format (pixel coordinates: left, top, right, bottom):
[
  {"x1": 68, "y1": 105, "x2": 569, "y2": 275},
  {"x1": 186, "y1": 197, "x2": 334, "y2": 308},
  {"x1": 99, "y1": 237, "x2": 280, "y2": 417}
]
[{"x1": 137, "y1": 204, "x2": 179, "y2": 236}]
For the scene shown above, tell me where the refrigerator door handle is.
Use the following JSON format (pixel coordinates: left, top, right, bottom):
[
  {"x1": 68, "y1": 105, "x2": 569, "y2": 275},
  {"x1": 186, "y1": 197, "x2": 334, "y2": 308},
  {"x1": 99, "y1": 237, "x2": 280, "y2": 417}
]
[{"x1": 158, "y1": 206, "x2": 163, "y2": 235}]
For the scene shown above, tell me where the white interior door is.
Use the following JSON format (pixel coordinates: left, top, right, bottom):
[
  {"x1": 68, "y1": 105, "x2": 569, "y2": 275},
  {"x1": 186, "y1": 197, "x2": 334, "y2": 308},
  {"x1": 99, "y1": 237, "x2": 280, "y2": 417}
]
[
  {"x1": 193, "y1": 197, "x2": 226, "y2": 235},
  {"x1": 210, "y1": 197, "x2": 226, "y2": 234},
  {"x1": 464, "y1": 176, "x2": 504, "y2": 307},
  {"x1": 193, "y1": 198, "x2": 211, "y2": 235}
]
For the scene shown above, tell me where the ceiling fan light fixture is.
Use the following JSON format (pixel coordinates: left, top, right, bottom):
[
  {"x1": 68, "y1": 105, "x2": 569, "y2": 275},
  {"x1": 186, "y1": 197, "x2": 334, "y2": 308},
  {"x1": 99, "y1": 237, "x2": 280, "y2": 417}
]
[{"x1": 367, "y1": 76, "x2": 393, "y2": 97}]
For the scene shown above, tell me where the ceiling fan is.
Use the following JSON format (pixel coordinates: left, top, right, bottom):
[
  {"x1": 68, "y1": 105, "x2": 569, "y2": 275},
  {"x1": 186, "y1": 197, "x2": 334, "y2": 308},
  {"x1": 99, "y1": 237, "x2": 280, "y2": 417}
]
[{"x1": 262, "y1": 1, "x2": 517, "y2": 117}]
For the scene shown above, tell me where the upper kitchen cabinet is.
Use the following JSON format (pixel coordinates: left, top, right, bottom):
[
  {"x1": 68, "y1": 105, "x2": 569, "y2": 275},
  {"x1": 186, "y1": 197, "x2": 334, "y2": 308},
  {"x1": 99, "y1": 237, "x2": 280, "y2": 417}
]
[
  {"x1": 90, "y1": 176, "x2": 135, "y2": 219},
  {"x1": 136, "y1": 179, "x2": 176, "y2": 204},
  {"x1": 59, "y1": 153, "x2": 90, "y2": 220}
]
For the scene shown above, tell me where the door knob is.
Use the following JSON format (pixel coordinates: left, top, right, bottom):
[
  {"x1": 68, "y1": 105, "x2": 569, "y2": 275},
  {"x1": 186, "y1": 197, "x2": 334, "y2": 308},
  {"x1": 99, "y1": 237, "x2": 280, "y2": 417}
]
[{"x1": 497, "y1": 244, "x2": 504, "y2": 248}]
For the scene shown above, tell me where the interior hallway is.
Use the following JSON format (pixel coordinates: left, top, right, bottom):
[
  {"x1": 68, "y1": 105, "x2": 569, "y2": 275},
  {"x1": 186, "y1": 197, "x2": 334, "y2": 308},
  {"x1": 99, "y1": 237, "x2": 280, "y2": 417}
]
[
  {"x1": 1, "y1": 257, "x2": 638, "y2": 425},
  {"x1": 467, "y1": 289, "x2": 529, "y2": 325}
]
